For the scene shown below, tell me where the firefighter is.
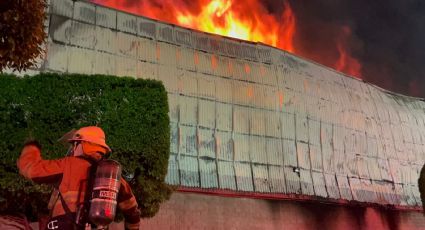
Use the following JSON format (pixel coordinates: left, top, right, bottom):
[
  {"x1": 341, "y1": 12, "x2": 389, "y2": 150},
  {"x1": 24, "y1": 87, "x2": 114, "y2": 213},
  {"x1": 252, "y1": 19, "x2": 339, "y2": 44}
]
[{"x1": 17, "y1": 126, "x2": 141, "y2": 230}]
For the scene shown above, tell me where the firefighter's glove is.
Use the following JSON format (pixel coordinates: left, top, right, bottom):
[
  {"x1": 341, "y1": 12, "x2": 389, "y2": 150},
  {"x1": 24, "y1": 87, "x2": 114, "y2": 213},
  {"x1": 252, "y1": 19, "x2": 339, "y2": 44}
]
[{"x1": 24, "y1": 139, "x2": 42, "y2": 150}]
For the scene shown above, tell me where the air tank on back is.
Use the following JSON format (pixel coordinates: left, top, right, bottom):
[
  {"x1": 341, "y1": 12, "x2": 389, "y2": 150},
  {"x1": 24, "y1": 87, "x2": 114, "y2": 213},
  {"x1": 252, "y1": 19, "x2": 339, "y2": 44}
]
[{"x1": 89, "y1": 159, "x2": 122, "y2": 227}]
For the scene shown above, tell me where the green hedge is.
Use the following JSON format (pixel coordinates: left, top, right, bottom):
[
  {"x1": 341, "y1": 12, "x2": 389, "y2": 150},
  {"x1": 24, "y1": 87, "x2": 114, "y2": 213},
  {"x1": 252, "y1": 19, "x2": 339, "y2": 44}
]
[{"x1": 0, "y1": 73, "x2": 172, "y2": 220}]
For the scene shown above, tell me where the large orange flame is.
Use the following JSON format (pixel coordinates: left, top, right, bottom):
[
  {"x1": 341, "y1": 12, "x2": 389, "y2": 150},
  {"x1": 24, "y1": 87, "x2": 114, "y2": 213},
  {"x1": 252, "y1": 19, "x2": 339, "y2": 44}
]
[{"x1": 93, "y1": 0, "x2": 361, "y2": 78}]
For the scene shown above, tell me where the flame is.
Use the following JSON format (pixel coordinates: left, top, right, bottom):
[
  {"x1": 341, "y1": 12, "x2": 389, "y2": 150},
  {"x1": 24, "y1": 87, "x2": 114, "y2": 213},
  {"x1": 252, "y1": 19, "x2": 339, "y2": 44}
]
[
  {"x1": 93, "y1": 0, "x2": 361, "y2": 78},
  {"x1": 335, "y1": 26, "x2": 362, "y2": 78}
]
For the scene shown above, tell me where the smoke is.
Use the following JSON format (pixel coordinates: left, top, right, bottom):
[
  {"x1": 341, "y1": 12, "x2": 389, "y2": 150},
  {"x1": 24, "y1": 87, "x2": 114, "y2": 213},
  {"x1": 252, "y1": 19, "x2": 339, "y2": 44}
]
[{"x1": 286, "y1": 0, "x2": 425, "y2": 97}]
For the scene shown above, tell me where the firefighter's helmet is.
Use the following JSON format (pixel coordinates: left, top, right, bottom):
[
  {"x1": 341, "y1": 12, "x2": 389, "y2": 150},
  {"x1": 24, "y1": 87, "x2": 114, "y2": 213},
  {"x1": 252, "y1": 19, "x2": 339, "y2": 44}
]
[{"x1": 68, "y1": 126, "x2": 111, "y2": 152}]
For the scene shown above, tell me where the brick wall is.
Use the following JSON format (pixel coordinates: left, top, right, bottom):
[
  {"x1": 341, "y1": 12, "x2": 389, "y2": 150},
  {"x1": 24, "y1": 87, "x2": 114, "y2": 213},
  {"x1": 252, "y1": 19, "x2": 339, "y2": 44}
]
[{"x1": 106, "y1": 192, "x2": 425, "y2": 230}]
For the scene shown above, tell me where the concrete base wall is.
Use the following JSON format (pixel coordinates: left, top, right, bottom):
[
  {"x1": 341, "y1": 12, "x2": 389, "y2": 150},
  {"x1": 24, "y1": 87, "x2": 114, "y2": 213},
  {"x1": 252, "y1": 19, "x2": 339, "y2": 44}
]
[{"x1": 108, "y1": 192, "x2": 425, "y2": 230}]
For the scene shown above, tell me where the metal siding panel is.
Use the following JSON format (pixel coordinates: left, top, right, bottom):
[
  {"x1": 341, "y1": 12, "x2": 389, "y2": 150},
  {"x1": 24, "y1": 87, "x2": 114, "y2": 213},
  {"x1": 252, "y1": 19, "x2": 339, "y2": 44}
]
[
  {"x1": 216, "y1": 131, "x2": 233, "y2": 161},
  {"x1": 165, "y1": 153, "x2": 180, "y2": 185},
  {"x1": 217, "y1": 160, "x2": 236, "y2": 190},
  {"x1": 174, "y1": 27, "x2": 192, "y2": 47},
  {"x1": 260, "y1": 64, "x2": 276, "y2": 86},
  {"x1": 137, "y1": 60, "x2": 157, "y2": 80},
  {"x1": 309, "y1": 144, "x2": 323, "y2": 172},
  {"x1": 366, "y1": 157, "x2": 381, "y2": 181},
  {"x1": 73, "y1": 1, "x2": 95, "y2": 24},
  {"x1": 233, "y1": 134, "x2": 250, "y2": 162},
  {"x1": 266, "y1": 138, "x2": 283, "y2": 166},
  {"x1": 322, "y1": 147, "x2": 335, "y2": 173},
  {"x1": 265, "y1": 111, "x2": 281, "y2": 138},
  {"x1": 334, "y1": 149, "x2": 347, "y2": 176},
  {"x1": 179, "y1": 155, "x2": 199, "y2": 187},
  {"x1": 321, "y1": 123, "x2": 333, "y2": 150},
  {"x1": 250, "y1": 109, "x2": 265, "y2": 136},
  {"x1": 51, "y1": 0, "x2": 74, "y2": 18},
  {"x1": 116, "y1": 56, "x2": 137, "y2": 77},
  {"x1": 281, "y1": 112, "x2": 295, "y2": 140},
  {"x1": 94, "y1": 52, "x2": 116, "y2": 75},
  {"x1": 198, "y1": 99, "x2": 215, "y2": 128},
  {"x1": 300, "y1": 169, "x2": 315, "y2": 196},
  {"x1": 250, "y1": 136, "x2": 267, "y2": 164},
  {"x1": 284, "y1": 166, "x2": 301, "y2": 194},
  {"x1": 253, "y1": 85, "x2": 266, "y2": 109},
  {"x1": 95, "y1": 27, "x2": 117, "y2": 54},
  {"x1": 257, "y1": 44, "x2": 272, "y2": 64},
  {"x1": 45, "y1": 42, "x2": 68, "y2": 72},
  {"x1": 197, "y1": 73, "x2": 216, "y2": 100},
  {"x1": 68, "y1": 46, "x2": 94, "y2": 74},
  {"x1": 234, "y1": 162, "x2": 254, "y2": 192},
  {"x1": 179, "y1": 125, "x2": 197, "y2": 156},
  {"x1": 216, "y1": 103, "x2": 232, "y2": 132},
  {"x1": 169, "y1": 122, "x2": 179, "y2": 154},
  {"x1": 117, "y1": 11, "x2": 137, "y2": 34},
  {"x1": 138, "y1": 38, "x2": 157, "y2": 63},
  {"x1": 296, "y1": 142, "x2": 310, "y2": 169},
  {"x1": 357, "y1": 155, "x2": 370, "y2": 179},
  {"x1": 117, "y1": 32, "x2": 138, "y2": 58},
  {"x1": 179, "y1": 70, "x2": 198, "y2": 96},
  {"x1": 403, "y1": 185, "x2": 417, "y2": 206},
  {"x1": 96, "y1": 5, "x2": 116, "y2": 29},
  {"x1": 296, "y1": 115, "x2": 308, "y2": 143},
  {"x1": 283, "y1": 139, "x2": 297, "y2": 167},
  {"x1": 199, "y1": 158, "x2": 219, "y2": 188},
  {"x1": 197, "y1": 52, "x2": 213, "y2": 75},
  {"x1": 198, "y1": 128, "x2": 215, "y2": 158},
  {"x1": 346, "y1": 152, "x2": 358, "y2": 177},
  {"x1": 215, "y1": 78, "x2": 233, "y2": 103},
  {"x1": 233, "y1": 106, "x2": 250, "y2": 134},
  {"x1": 348, "y1": 177, "x2": 362, "y2": 202},
  {"x1": 216, "y1": 56, "x2": 232, "y2": 78},
  {"x1": 49, "y1": 15, "x2": 72, "y2": 44},
  {"x1": 138, "y1": 17, "x2": 156, "y2": 39},
  {"x1": 336, "y1": 175, "x2": 353, "y2": 200},
  {"x1": 389, "y1": 159, "x2": 402, "y2": 184},
  {"x1": 233, "y1": 81, "x2": 251, "y2": 106},
  {"x1": 253, "y1": 164, "x2": 270, "y2": 192},
  {"x1": 179, "y1": 96, "x2": 197, "y2": 125},
  {"x1": 268, "y1": 166, "x2": 286, "y2": 193},
  {"x1": 158, "y1": 65, "x2": 178, "y2": 92},
  {"x1": 263, "y1": 86, "x2": 278, "y2": 110},
  {"x1": 324, "y1": 173, "x2": 340, "y2": 199},
  {"x1": 157, "y1": 42, "x2": 176, "y2": 66},
  {"x1": 157, "y1": 23, "x2": 174, "y2": 43},
  {"x1": 312, "y1": 172, "x2": 328, "y2": 198}
]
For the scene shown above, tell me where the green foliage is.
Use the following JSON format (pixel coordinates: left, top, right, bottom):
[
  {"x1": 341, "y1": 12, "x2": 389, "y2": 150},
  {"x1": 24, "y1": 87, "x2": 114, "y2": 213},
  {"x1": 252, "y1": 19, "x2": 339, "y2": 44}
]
[
  {"x1": 0, "y1": 73, "x2": 172, "y2": 220},
  {"x1": 419, "y1": 164, "x2": 425, "y2": 211}
]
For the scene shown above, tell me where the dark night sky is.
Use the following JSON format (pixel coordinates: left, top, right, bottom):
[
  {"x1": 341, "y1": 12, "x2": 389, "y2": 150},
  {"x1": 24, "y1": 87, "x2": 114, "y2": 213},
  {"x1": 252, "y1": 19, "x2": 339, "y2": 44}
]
[{"x1": 280, "y1": 0, "x2": 425, "y2": 98}]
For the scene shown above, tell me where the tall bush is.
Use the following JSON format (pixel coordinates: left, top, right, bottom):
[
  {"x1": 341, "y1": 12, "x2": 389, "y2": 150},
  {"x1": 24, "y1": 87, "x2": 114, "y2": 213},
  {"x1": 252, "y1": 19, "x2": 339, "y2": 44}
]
[{"x1": 0, "y1": 73, "x2": 172, "y2": 219}]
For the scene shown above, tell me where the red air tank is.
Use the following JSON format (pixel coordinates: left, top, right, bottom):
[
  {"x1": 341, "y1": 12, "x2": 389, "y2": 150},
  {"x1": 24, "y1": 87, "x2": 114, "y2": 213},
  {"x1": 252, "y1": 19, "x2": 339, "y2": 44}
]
[{"x1": 88, "y1": 160, "x2": 122, "y2": 227}]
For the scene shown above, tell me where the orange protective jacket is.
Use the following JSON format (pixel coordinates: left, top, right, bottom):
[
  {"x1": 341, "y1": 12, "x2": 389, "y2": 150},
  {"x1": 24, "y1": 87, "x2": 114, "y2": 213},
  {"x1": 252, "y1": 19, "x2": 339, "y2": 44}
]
[{"x1": 17, "y1": 143, "x2": 140, "y2": 230}]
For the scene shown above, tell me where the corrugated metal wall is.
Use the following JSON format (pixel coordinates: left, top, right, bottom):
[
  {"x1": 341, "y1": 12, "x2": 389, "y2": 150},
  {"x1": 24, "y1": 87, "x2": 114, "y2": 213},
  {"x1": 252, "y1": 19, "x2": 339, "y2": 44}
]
[{"x1": 25, "y1": 0, "x2": 425, "y2": 208}]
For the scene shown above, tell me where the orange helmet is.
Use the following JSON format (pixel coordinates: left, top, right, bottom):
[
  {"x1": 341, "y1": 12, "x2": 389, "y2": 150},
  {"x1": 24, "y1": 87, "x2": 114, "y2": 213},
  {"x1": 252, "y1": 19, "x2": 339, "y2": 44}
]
[{"x1": 68, "y1": 126, "x2": 111, "y2": 153}]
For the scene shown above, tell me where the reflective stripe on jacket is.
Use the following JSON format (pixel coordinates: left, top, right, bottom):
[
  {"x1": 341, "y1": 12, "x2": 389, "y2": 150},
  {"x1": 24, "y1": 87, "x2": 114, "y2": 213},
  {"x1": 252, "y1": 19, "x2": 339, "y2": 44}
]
[{"x1": 17, "y1": 144, "x2": 141, "y2": 229}]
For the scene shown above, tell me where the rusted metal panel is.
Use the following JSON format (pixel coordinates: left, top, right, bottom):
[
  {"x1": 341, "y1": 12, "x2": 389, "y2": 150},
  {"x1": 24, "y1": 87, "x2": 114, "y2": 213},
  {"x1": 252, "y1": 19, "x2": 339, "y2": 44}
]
[
  {"x1": 312, "y1": 172, "x2": 328, "y2": 198},
  {"x1": 199, "y1": 158, "x2": 219, "y2": 188},
  {"x1": 217, "y1": 160, "x2": 237, "y2": 190},
  {"x1": 234, "y1": 162, "x2": 254, "y2": 192},
  {"x1": 137, "y1": 17, "x2": 156, "y2": 39},
  {"x1": 174, "y1": 27, "x2": 192, "y2": 47},
  {"x1": 179, "y1": 155, "x2": 199, "y2": 187},
  {"x1": 269, "y1": 165, "x2": 286, "y2": 193},
  {"x1": 253, "y1": 164, "x2": 270, "y2": 193},
  {"x1": 165, "y1": 153, "x2": 180, "y2": 185}
]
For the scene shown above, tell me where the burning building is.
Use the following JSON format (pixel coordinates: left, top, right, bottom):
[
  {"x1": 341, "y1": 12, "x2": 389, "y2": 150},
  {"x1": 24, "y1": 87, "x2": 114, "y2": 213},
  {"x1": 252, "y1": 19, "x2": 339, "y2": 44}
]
[{"x1": 17, "y1": 0, "x2": 425, "y2": 229}]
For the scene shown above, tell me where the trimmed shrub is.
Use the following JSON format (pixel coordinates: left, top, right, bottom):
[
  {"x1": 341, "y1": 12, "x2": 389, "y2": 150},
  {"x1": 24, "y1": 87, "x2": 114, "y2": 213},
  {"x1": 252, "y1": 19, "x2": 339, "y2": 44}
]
[{"x1": 0, "y1": 73, "x2": 172, "y2": 220}]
